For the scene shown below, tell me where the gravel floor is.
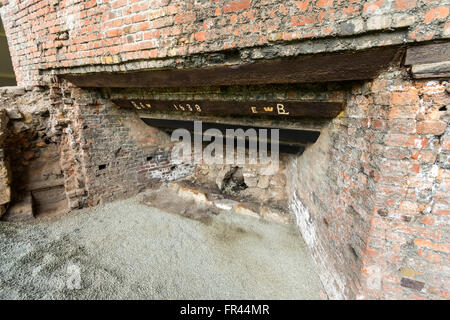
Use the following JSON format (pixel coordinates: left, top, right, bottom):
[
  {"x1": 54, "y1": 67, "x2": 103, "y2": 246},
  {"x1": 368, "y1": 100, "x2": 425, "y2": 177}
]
[{"x1": 0, "y1": 196, "x2": 323, "y2": 299}]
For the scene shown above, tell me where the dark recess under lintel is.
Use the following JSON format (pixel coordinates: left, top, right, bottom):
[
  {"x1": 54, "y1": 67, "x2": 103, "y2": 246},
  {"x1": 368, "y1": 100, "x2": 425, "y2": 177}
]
[{"x1": 142, "y1": 118, "x2": 319, "y2": 155}]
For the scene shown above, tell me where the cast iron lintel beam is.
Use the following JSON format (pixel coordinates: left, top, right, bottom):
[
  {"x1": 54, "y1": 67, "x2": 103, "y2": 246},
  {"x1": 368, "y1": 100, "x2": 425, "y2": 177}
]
[{"x1": 61, "y1": 46, "x2": 402, "y2": 88}]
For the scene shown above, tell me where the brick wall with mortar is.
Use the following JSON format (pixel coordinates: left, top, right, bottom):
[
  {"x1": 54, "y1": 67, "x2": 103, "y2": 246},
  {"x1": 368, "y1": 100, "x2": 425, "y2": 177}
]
[
  {"x1": 287, "y1": 68, "x2": 449, "y2": 299},
  {"x1": 55, "y1": 81, "x2": 195, "y2": 209},
  {"x1": 0, "y1": 86, "x2": 69, "y2": 220},
  {"x1": 0, "y1": 0, "x2": 449, "y2": 86}
]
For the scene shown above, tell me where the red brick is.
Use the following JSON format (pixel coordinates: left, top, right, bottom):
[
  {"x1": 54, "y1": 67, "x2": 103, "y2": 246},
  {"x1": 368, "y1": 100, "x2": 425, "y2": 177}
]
[
  {"x1": 371, "y1": 119, "x2": 387, "y2": 130},
  {"x1": 139, "y1": 22, "x2": 150, "y2": 31},
  {"x1": 363, "y1": 0, "x2": 385, "y2": 13},
  {"x1": 414, "y1": 239, "x2": 450, "y2": 253},
  {"x1": 411, "y1": 150, "x2": 436, "y2": 163},
  {"x1": 384, "y1": 134, "x2": 427, "y2": 148},
  {"x1": 388, "y1": 119, "x2": 416, "y2": 134},
  {"x1": 419, "y1": 216, "x2": 435, "y2": 226},
  {"x1": 223, "y1": 0, "x2": 251, "y2": 14},
  {"x1": 194, "y1": 31, "x2": 208, "y2": 42},
  {"x1": 296, "y1": 0, "x2": 310, "y2": 11},
  {"x1": 416, "y1": 120, "x2": 446, "y2": 135},
  {"x1": 175, "y1": 12, "x2": 196, "y2": 23},
  {"x1": 423, "y1": 6, "x2": 449, "y2": 23},
  {"x1": 292, "y1": 15, "x2": 316, "y2": 26},
  {"x1": 432, "y1": 205, "x2": 450, "y2": 216},
  {"x1": 390, "y1": 90, "x2": 419, "y2": 106},
  {"x1": 388, "y1": 105, "x2": 417, "y2": 119}
]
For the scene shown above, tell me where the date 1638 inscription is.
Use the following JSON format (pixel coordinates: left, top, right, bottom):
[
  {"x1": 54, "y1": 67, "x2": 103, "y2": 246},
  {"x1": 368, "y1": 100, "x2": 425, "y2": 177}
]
[{"x1": 111, "y1": 99, "x2": 344, "y2": 119}]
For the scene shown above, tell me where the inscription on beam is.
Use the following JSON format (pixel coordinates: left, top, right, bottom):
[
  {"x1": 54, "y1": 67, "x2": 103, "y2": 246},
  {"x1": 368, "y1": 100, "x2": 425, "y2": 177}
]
[{"x1": 111, "y1": 99, "x2": 344, "y2": 118}]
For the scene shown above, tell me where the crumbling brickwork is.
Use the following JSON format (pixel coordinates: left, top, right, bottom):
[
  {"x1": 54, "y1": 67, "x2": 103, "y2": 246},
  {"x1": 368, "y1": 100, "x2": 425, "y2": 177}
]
[
  {"x1": 287, "y1": 69, "x2": 449, "y2": 299},
  {"x1": 0, "y1": 84, "x2": 193, "y2": 218}
]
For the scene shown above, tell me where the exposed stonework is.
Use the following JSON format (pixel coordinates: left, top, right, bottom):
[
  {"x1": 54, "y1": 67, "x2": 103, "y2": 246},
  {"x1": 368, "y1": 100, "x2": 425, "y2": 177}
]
[
  {"x1": 0, "y1": 86, "x2": 67, "y2": 220},
  {"x1": 194, "y1": 161, "x2": 287, "y2": 202},
  {"x1": 1, "y1": 0, "x2": 449, "y2": 86},
  {"x1": 0, "y1": 108, "x2": 10, "y2": 217},
  {"x1": 0, "y1": 84, "x2": 197, "y2": 219},
  {"x1": 142, "y1": 181, "x2": 292, "y2": 225},
  {"x1": 287, "y1": 68, "x2": 449, "y2": 299},
  {"x1": 189, "y1": 159, "x2": 291, "y2": 223}
]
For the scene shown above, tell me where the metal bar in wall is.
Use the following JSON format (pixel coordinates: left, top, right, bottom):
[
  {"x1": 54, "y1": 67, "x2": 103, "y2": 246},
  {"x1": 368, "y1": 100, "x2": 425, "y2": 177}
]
[{"x1": 112, "y1": 99, "x2": 345, "y2": 119}]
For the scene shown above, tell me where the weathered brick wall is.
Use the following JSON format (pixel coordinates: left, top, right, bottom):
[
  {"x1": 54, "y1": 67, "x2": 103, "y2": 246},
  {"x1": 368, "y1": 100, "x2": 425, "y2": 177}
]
[
  {"x1": 1, "y1": 0, "x2": 449, "y2": 86},
  {"x1": 364, "y1": 73, "x2": 449, "y2": 299},
  {"x1": 287, "y1": 68, "x2": 449, "y2": 299},
  {"x1": 0, "y1": 108, "x2": 10, "y2": 217}
]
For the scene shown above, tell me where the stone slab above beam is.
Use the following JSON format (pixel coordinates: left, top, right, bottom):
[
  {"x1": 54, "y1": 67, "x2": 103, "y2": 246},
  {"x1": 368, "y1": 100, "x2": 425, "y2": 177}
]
[
  {"x1": 61, "y1": 46, "x2": 402, "y2": 88},
  {"x1": 141, "y1": 118, "x2": 318, "y2": 152},
  {"x1": 405, "y1": 41, "x2": 450, "y2": 79},
  {"x1": 405, "y1": 42, "x2": 450, "y2": 65}
]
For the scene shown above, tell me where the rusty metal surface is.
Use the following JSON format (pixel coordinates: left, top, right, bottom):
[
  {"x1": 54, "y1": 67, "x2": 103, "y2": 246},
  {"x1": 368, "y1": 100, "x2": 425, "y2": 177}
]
[{"x1": 61, "y1": 47, "x2": 401, "y2": 88}]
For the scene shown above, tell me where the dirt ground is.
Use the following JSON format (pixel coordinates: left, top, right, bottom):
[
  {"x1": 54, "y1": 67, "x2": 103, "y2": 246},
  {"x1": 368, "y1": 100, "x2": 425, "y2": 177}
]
[{"x1": 0, "y1": 195, "x2": 324, "y2": 299}]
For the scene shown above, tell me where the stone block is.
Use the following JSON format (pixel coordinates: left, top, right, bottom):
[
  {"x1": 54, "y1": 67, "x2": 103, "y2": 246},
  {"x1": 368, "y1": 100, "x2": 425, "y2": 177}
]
[
  {"x1": 235, "y1": 204, "x2": 260, "y2": 219},
  {"x1": 6, "y1": 109, "x2": 23, "y2": 120},
  {"x1": 2, "y1": 192, "x2": 34, "y2": 222},
  {"x1": 213, "y1": 199, "x2": 238, "y2": 211},
  {"x1": 243, "y1": 173, "x2": 258, "y2": 187},
  {"x1": 257, "y1": 176, "x2": 270, "y2": 189}
]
